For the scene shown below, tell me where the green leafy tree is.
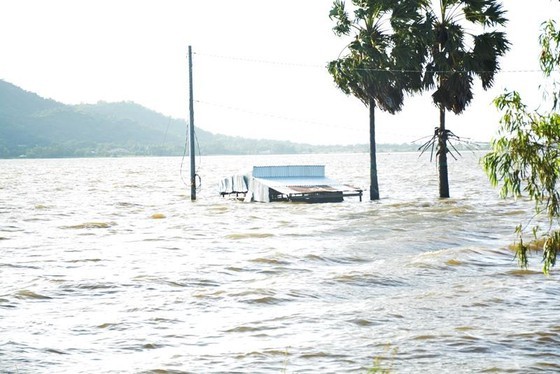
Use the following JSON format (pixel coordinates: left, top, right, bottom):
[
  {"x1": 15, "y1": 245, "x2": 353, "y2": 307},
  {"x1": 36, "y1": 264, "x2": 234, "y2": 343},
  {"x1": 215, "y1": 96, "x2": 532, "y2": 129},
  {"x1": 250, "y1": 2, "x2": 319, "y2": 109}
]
[
  {"x1": 328, "y1": 0, "x2": 428, "y2": 200},
  {"x1": 421, "y1": 0, "x2": 509, "y2": 197},
  {"x1": 483, "y1": 19, "x2": 560, "y2": 274}
]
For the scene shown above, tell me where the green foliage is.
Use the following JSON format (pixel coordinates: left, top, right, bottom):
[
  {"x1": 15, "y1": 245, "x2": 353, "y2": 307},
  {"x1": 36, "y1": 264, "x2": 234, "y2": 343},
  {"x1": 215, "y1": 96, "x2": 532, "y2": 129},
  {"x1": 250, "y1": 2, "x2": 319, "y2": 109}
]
[
  {"x1": 483, "y1": 20, "x2": 560, "y2": 274},
  {"x1": 421, "y1": 0, "x2": 510, "y2": 114},
  {"x1": 540, "y1": 20, "x2": 560, "y2": 75},
  {"x1": 328, "y1": 0, "x2": 427, "y2": 111},
  {"x1": 366, "y1": 344, "x2": 398, "y2": 374},
  {"x1": 539, "y1": 20, "x2": 560, "y2": 109}
]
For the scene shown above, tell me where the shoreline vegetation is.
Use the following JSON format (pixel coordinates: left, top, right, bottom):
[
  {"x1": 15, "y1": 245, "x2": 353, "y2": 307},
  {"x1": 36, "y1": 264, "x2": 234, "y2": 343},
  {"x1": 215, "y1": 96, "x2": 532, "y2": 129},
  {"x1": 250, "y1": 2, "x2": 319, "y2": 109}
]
[
  {"x1": 6, "y1": 142, "x2": 490, "y2": 160},
  {"x1": 0, "y1": 80, "x2": 488, "y2": 159}
]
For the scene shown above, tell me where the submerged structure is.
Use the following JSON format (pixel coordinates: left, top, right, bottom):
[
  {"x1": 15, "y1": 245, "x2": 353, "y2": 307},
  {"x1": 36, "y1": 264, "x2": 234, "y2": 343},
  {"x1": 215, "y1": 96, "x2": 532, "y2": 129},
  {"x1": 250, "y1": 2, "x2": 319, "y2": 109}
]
[{"x1": 219, "y1": 165, "x2": 362, "y2": 203}]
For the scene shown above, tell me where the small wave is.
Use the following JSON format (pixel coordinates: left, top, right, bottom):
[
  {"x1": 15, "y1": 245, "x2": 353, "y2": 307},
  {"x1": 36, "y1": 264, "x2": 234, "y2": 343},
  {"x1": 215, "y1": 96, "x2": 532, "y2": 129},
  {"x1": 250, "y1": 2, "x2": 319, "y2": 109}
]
[
  {"x1": 410, "y1": 246, "x2": 507, "y2": 270},
  {"x1": 226, "y1": 232, "x2": 274, "y2": 239},
  {"x1": 299, "y1": 351, "x2": 345, "y2": 359},
  {"x1": 455, "y1": 326, "x2": 476, "y2": 331},
  {"x1": 139, "y1": 369, "x2": 193, "y2": 374},
  {"x1": 192, "y1": 289, "x2": 226, "y2": 299},
  {"x1": 15, "y1": 290, "x2": 52, "y2": 300},
  {"x1": 386, "y1": 201, "x2": 434, "y2": 210},
  {"x1": 97, "y1": 322, "x2": 122, "y2": 330},
  {"x1": 412, "y1": 334, "x2": 439, "y2": 341},
  {"x1": 305, "y1": 254, "x2": 327, "y2": 262},
  {"x1": 225, "y1": 266, "x2": 243, "y2": 272},
  {"x1": 61, "y1": 221, "x2": 115, "y2": 229},
  {"x1": 44, "y1": 348, "x2": 68, "y2": 355},
  {"x1": 23, "y1": 217, "x2": 51, "y2": 222},
  {"x1": 0, "y1": 297, "x2": 17, "y2": 308},
  {"x1": 457, "y1": 346, "x2": 491, "y2": 354},
  {"x1": 66, "y1": 258, "x2": 102, "y2": 263},
  {"x1": 304, "y1": 254, "x2": 369, "y2": 265},
  {"x1": 142, "y1": 343, "x2": 161, "y2": 350},
  {"x1": 506, "y1": 331, "x2": 560, "y2": 345},
  {"x1": 209, "y1": 205, "x2": 230, "y2": 213},
  {"x1": 332, "y1": 273, "x2": 408, "y2": 288},
  {"x1": 415, "y1": 247, "x2": 472, "y2": 258},
  {"x1": 348, "y1": 318, "x2": 376, "y2": 326},
  {"x1": 116, "y1": 201, "x2": 142, "y2": 207},
  {"x1": 445, "y1": 259, "x2": 463, "y2": 266},
  {"x1": 73, "y1": 283, "x2": 117, "y2": 290},
  {"x1": 234, "y1": 349, "x2": 289, "y2": 359},
  {"x1": 286, "y1": 289, "x2": 320, "y2": 300},
  {"x1": 243, "y1": 296, "x2": 287, "y2": 305},
  {"x1": 0, "y1": 263, "x2": 40, "y2": 269},
  {"x1": 500, "y1": 209, "x2": 529, "y2": 216},
  {"x1": 59, "y1": 283, "x2": 117, "y2": 294},
  {"x1": 250, "y1": 257, "x2": 290, "y2": 265},
  {"x1": 526, "y1": 362, "x2": 560, "y2": 372},
  {"x1": 224, "y1": 325, "x2": 263, "y2": 333},
  {"x1": 0, "y1": 225, "x2": 23, "y2": 232},
  {"x1": 446, "y1": 206, "x2": 472, "y2": 214},
  {"x1": 504, "y1": 269, "x2": 542, "y2": 277}
]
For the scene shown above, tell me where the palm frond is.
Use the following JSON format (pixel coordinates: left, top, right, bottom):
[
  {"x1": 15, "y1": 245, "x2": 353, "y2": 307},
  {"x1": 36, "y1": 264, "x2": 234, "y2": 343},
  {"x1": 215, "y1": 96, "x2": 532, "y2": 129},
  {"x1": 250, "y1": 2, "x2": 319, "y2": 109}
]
[
  {"x1": 330, "y1": 0, "x2": 351, "y2": 36},
  {"x1": 432, "y1": 72, "x2": 474, "y2": 114},
  {"x1": 472, "y1": 31, "x2": 510, "y2": 89},
  {"x1": 463, "y1": 0, "x2": 508, "y2": 27},
  {"x1": 422, "y1": 0, "x2": 509, "y2": 114}
]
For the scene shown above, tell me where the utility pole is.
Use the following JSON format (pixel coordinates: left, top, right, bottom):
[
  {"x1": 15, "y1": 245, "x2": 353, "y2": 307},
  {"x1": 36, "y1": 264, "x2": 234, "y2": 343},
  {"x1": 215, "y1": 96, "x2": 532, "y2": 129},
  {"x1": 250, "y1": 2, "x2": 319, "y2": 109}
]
[{"x1": 188, "y1": 45, "x2": 196, "y2": 201}]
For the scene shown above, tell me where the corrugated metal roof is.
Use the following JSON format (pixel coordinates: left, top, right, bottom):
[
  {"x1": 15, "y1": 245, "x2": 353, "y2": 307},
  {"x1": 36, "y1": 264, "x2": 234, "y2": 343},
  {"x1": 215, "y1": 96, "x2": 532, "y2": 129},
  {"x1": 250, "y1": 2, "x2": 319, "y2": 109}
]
[
  {"x1": 253, "y1": 176, "x2": 358, "y2": 195},
  {"x1": 252, "y1": 165, "x2": 324, "y2": 178}
]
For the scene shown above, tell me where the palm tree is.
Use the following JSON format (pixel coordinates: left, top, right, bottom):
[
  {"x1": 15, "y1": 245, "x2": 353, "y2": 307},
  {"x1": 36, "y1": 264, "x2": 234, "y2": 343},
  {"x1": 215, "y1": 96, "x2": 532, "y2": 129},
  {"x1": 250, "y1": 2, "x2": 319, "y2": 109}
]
[
  {"x1": 420, "y1": 0, "x2": 510, "y2": 198},
  {"x1": 328, "y1": 0, "x2": 427, "y2": 200}
]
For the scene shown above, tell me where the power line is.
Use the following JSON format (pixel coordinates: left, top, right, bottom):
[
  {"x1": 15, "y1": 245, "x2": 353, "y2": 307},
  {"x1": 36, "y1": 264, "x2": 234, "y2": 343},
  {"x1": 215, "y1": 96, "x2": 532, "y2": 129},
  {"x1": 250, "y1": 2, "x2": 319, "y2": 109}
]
[
  {"x1": 194, "y1": 51, "x2": 324, "y2": 69},
  {"x1": 194, "y1": 99, "x2": 496, "y2": 145},
  {"x1": 194, "y1": 51, "x2": 552, "y2": 74},
  {"x1": 194, "y1": 99, "x2": 364, "y2": 133},
  {"x1": 189, "y1": 51, "x2": 555, "y2": 145}
]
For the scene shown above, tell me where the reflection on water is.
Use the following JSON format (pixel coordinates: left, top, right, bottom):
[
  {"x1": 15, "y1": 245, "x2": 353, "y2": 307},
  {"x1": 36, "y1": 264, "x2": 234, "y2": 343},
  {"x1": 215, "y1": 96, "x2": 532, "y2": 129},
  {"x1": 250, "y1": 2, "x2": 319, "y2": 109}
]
[{"x1": 1, "y1": 153, "x2": 559, "y2": 373}]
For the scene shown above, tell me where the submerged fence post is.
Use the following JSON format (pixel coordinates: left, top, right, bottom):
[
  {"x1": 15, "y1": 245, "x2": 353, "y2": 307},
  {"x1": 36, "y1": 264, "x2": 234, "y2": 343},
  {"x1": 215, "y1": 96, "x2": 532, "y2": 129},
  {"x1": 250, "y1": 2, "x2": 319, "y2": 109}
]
[{"x1": 188, "y1": 45, "x2": 196, "y2": 201}]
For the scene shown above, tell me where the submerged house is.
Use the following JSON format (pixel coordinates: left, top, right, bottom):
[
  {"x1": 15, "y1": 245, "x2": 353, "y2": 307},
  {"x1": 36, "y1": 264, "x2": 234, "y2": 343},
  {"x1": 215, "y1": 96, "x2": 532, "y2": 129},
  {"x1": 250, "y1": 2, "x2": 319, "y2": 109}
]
[{"x1": 219, "y1": 165, "x2": 362, "y2": 203}]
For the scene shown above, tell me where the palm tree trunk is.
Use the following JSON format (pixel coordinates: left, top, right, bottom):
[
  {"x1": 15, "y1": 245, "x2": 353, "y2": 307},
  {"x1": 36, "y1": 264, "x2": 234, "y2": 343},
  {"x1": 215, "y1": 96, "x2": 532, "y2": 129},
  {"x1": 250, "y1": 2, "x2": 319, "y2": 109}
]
[
  {"x1": 369, "y1": 99, "x2": 380, "y2": 200},
  {"x1": 438, "y1": 106, "x2": 450, "y2": 198}
]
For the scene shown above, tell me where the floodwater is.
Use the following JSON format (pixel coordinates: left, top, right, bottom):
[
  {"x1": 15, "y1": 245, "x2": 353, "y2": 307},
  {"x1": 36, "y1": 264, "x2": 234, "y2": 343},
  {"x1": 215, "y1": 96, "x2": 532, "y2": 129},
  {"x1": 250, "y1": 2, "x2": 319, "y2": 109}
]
[{"x1": 1, "y1": 152, "x2": 559, "y2": 373}]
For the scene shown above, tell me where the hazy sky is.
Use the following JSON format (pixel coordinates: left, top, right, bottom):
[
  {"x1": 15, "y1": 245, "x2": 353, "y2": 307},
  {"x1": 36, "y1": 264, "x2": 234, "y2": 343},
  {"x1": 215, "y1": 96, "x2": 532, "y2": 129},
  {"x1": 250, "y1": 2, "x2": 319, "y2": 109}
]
[{"x1": 1, "y1": 1, "x2": 558, "y2": 145}]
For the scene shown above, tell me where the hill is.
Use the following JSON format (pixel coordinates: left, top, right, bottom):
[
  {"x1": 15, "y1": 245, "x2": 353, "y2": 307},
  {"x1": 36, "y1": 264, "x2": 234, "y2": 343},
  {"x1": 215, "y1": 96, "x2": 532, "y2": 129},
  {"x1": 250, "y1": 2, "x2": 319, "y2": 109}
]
[{"x1": 0, "y1": 80, "x2": 420, "y2": 158}]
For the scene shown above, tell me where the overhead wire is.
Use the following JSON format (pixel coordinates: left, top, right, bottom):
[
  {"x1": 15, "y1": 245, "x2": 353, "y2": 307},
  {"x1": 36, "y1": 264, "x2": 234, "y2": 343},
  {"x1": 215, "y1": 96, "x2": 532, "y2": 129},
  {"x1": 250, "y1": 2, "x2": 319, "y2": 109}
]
[
  {"x1": 186, "y1": 50, "x2": 555, "y2": 148},
  {"x1": 194, "y1": 51, "x2": 552, "y2": 74},
  {"x1": 193, "y1": 50, "x2": 552, "y2": 134},
  {"x1": 194, "y1": 99, "x2": 364, "y2": 134},
  {"x1": 193, "y1": 51, "x2": 323, "y2": 69}
]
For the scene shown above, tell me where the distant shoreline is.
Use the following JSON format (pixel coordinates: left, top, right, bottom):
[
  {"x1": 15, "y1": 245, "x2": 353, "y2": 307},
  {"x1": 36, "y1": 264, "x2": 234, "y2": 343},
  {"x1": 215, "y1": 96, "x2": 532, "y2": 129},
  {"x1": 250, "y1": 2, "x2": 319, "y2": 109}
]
[
  {"x1": 0, "y1": 79, "x2": 490, "y2": 160},
  {"x1": 3, "y1": 145, "x2": 490, "y2": 161}
]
